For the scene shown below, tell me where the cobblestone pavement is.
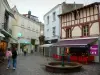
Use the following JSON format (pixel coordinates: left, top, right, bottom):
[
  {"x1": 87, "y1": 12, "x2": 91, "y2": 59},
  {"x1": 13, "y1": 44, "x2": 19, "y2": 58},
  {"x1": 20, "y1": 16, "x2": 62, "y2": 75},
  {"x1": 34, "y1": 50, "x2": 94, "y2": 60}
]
[{"x1": 0, "y1": 52, "x2": 100, "y2": 75}]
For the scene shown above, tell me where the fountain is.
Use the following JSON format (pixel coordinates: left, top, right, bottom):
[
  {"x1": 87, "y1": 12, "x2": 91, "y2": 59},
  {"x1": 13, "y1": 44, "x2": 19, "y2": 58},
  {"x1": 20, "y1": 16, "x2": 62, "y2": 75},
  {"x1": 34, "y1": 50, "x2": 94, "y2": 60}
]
[{"x1": 45, "y1": 50, "x2": 82, "y2": 73}]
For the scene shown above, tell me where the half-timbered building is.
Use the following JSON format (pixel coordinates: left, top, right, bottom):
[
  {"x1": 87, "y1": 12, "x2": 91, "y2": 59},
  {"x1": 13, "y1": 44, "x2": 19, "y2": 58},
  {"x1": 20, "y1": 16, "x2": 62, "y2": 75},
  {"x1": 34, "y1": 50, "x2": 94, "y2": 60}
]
[{"x1": 54, "y1": 2, "x2": 100, "y2": 62}]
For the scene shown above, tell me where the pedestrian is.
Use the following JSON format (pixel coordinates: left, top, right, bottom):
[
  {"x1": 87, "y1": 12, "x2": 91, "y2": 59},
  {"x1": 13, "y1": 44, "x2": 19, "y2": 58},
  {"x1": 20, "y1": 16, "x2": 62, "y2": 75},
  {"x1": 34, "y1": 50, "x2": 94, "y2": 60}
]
[
  {"x1": 6, "y1": 48, "x2": 12, "y2": 69},
  {"x1": 23, "y1": 47, "x2": 27, "y2": 56},
  {"x1": 67, "y1": 53, "x2": 71, "y2": 62},
  {"x1": 12, "y1": 48, "x2": 17, "y2": 70}
]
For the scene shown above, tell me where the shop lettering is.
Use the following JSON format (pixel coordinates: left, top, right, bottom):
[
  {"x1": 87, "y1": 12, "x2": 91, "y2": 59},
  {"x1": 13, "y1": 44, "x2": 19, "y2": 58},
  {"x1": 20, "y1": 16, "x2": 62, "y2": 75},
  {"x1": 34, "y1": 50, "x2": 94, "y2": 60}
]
[
  {"x1": 90, "y1": 45, "x2": 98, "y2": 56},
  {"x1": 90, "y1": 47, "x2": 97, "y2": 50}
]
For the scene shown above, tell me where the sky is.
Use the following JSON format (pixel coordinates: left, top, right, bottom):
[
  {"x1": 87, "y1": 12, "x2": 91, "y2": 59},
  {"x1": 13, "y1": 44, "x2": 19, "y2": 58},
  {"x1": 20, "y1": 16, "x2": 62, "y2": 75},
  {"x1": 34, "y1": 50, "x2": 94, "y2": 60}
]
[{"x1": 7, "y1": 0, "x2": 100, "y2": 23}]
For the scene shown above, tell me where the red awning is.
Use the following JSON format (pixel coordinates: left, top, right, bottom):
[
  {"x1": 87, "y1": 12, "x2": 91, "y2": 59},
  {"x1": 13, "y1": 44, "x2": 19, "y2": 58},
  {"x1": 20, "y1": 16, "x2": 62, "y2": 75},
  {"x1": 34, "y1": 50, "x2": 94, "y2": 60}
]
[{"x1": 53, "y1": 38, "x2": 97, "y2": 47}]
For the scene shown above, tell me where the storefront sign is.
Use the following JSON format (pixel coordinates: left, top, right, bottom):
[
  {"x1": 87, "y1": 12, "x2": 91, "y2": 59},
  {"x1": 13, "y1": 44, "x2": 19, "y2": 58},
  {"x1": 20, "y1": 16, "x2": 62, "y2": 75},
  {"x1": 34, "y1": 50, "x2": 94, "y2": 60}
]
[{"x1": 90, "y1": 45, "x2": 98, "y2": 56}]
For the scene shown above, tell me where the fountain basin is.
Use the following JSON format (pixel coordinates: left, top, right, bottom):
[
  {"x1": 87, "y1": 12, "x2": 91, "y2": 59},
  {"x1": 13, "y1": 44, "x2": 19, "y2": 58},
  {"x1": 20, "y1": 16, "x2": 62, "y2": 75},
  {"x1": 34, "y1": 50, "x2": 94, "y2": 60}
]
[{"x1": 45, "y1": 61, "x2": 82, "y2": 73}]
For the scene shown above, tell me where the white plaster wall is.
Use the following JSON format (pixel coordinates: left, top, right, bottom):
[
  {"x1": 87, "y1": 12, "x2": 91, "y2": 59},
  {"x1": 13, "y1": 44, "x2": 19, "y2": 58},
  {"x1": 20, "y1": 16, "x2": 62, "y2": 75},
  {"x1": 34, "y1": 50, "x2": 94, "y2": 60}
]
[
  {"x1": 9, "y1": 13, "x2": 40, "y2": 44},
  {"x1": 72, "y1": 26, "x2": 81, "y2": 37},
  {"x1": 44, "y1": 5, "x2": 62, "y2": 40},
  {"x1": 90, "y1": 22, "x2": 99, "y2": 35},
  {"x1": 62, "y1": 29, "x2": 66, "y2": 38}
]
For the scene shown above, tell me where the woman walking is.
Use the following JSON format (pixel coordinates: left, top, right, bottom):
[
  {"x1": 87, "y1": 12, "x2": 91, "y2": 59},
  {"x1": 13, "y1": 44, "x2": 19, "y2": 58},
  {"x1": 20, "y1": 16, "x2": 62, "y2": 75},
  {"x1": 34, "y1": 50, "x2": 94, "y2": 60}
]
[{"x1": 6, "y1": 48, "x2": 12, "y2": 69}]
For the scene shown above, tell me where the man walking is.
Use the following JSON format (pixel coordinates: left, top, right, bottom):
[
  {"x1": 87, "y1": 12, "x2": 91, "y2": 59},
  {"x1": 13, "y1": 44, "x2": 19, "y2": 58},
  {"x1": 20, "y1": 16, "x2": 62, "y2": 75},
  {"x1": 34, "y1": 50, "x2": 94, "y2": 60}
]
[{"x1": 12, "y1": 48, "x2": 17, "y2": 70}]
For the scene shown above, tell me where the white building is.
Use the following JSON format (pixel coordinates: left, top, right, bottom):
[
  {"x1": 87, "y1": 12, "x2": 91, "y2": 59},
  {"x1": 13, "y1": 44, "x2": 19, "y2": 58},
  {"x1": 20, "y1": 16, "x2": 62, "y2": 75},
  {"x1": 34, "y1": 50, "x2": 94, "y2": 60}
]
[
  {"x1": 44, "y1": 2, "x2": 83, "y2": 44},
  {"x1": 43, "y1": 2, "x2": 83, "y2": 56},
  {"x1": 8, "y1": 6, "x2": 42, "y2": 54}
]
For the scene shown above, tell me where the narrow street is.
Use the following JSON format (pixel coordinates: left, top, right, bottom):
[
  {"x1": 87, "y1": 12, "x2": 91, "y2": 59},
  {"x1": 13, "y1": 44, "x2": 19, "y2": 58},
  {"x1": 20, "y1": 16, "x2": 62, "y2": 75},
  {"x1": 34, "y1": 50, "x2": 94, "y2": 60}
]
[{"x1": 0, "y1": 52, "x2": 100, "y2": 75}]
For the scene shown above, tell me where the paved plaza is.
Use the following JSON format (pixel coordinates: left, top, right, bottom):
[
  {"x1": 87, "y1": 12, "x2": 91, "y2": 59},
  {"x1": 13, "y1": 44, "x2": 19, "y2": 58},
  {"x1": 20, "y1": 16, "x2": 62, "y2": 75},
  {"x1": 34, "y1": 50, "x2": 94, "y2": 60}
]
[{"x1": 0, "y1": 52, "x2": 100, "y2": 75}]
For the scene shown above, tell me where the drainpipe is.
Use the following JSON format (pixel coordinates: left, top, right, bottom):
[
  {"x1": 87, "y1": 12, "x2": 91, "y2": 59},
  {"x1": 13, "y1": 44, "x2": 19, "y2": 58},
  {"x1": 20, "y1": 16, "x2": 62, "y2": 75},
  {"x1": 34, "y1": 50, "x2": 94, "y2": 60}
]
[
  {"x1": 98, "y1": 36, "x2": 100, "y2": 63},
  {"x1": 17, "y1": 37, "x2": 20, "y2": 54},
  {"x1": 98, "y1": 4, "x2": 100, "y2": 63}
]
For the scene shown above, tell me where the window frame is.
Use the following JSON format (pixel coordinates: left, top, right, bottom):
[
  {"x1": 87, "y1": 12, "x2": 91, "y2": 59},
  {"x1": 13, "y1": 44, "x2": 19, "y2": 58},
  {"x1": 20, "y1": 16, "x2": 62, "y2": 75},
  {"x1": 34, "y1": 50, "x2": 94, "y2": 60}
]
[
  {"x1": 47, "y1": 16, "x2": 49, "y2": 24},
  {"x1": 66, "y1": 28, "x2": 71, "y2": 38},
  {"x1": 52, "y1": 27, "x2": 56, "y2": 36},
  {"x1": 53, "y1": 12, "x2": 56, "y2": 21},
  {"x1": 82, "y1": 25, "x2": 89, "y2": 36}
]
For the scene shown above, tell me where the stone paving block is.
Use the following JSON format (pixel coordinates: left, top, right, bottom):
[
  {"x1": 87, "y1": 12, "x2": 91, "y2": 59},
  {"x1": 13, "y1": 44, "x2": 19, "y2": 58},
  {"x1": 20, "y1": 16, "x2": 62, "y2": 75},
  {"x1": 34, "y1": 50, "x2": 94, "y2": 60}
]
[{"x1": 0, "y1": 52, "x2": 100, "y2": 75}]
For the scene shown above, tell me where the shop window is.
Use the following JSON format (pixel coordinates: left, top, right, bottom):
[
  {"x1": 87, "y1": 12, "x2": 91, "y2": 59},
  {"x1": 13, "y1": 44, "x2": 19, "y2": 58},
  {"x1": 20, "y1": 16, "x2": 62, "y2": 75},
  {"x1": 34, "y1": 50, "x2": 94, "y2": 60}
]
[
  {"x1": 82, "y1": 25, "x2": 89, "y2": 36},
  {"x1": 66, "y1": 28, "x2": 71, "y2": 38}
]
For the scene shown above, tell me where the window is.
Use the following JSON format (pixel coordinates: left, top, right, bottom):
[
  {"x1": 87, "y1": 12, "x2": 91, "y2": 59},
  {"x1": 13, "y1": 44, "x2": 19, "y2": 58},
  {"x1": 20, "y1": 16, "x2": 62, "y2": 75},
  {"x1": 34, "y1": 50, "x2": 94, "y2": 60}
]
[
  {"x1": 47, "y1": 29, "x2": 49, "y2": 31},
  {"x1": 52, "y1": 27, "x2": 56, "y2": 36},
  {"x1": 47, "y1": 16, "x2": 49, "y2": 24},
  {"x1": 53, "y1": 12, "x2": 56, "y2": 21},
  {"x1": 66, "y1": 28, "x2": 71, "y2": 38},
  {"x1": 28, "y1": 27, "x2": 30, "y2": 29},
  {"x1": 82, "y1": 25, "x2": 89, "y2": 36}
]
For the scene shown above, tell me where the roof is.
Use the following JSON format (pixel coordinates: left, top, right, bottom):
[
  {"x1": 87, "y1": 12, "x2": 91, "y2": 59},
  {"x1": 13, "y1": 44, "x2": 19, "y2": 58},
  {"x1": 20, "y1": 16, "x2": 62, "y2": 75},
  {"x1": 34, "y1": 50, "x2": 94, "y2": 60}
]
[
  {"x1": 23, "y1": 14, "x2": 38, "y2": 18},
  {"x1": 59, "y1": 2, "x2": 100, "y2": 16}
]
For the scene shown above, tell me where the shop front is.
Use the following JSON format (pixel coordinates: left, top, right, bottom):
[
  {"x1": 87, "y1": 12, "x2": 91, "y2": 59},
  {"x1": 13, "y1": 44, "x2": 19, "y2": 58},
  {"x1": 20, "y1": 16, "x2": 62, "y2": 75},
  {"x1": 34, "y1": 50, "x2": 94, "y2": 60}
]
[{"x1": 52, "y1": 38, "x2": 99, "y2": 63}]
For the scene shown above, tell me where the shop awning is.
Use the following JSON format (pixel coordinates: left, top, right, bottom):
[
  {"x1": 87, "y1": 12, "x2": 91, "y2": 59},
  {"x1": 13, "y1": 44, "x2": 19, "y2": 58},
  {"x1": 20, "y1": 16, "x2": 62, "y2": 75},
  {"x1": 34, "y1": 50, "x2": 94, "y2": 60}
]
[
  {"x1": 18, "y1": 39, "x2": 31, "y2": 44},
  {"x1": 0, "y1": 32, "x2": 5, "y2": 37},
  {"x1": 53, "y1": 38, "x2": 97, "y2": 47},
  {"x1": 40, "y1": 44, "x2": 53, "y2": 47},
  {"x1": 1, "y1": 29, "x2": 18, "y2": 41}
]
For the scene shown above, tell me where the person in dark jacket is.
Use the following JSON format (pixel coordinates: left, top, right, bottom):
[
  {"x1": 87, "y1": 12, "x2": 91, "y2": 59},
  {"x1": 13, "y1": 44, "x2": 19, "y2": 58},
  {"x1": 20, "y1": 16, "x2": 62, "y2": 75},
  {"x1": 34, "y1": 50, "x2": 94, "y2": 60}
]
[{"x1": 12, "y1": 48, "x2": 17, "y2": 70}]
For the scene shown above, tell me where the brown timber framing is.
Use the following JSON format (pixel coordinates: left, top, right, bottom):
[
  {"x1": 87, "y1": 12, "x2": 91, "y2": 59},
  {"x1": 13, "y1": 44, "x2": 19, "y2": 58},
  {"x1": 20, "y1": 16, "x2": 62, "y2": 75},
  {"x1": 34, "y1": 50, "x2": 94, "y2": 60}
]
[
  {"x1": 62, "y1": 20, "x2": 98, "y2": 29},
  {"x1": 66, "y1": 14, "x2": 67, "y2": 26},
  {"x1": 60, "y1": 2, "x2": 100, "y2": 39},
  {"x1": 89, "y1": 6, "x2": 92, "y2": 28},
  {"x1": 93, "y1": 6, "x2": 95, "y2": 21},
  {"x1": 60, "y1": 16, "x2": 62, "y2": 39},
  {"x1": 62, "y1": 14, "x2": 98, "y2": 23}
]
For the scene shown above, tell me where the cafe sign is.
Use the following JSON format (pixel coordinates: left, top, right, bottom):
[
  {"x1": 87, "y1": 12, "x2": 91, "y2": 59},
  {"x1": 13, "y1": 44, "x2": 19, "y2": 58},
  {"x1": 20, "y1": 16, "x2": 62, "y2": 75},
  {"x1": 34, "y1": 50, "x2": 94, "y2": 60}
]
[{"x1": 90, "y1": 45, "x2": 98, "y2": 56}]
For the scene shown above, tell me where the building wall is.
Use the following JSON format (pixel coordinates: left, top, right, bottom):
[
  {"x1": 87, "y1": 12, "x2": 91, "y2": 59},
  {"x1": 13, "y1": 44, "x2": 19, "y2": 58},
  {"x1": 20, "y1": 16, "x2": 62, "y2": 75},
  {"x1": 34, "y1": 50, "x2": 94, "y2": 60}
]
[
  {"x1": 8, "y1": 12, "x2": 41, "y2": 53},
  {"x1": 62, "y1": 2, "x2": 83, "y2": 14},
  {"x1": 44, "y1": 5, "x2": 62, "y2": 41},
  {"x1": 62, "y1": 29, "x2": 66, "y2": 38},
  {"x1": 90, "y1": 22, "x2": 99, "y2": 35},
  {"x1": 60, "y1": 3, "x2": 100, "y2": 62},
  {"x1": 0, "y1": 0, "x2": 5, "y2": 27},
  {"x1": 61, "y1": 3, "x2": 99, "y2": 38},
  {"x1": 40, "y1": 24, "x2": 44, "y2": 35},
  {"x1": 9, "y1": 13, "x2": 40, "y2": 44},
  {"x1": 72, "y1": 26, "x2": 81, "y2": 37}
]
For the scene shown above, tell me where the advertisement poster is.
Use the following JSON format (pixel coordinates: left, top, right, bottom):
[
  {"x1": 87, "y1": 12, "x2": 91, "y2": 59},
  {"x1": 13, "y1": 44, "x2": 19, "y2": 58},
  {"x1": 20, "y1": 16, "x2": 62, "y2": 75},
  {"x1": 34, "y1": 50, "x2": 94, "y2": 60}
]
[{"x1": 90, "y1": 45, "x2": 98, "y2": 56}]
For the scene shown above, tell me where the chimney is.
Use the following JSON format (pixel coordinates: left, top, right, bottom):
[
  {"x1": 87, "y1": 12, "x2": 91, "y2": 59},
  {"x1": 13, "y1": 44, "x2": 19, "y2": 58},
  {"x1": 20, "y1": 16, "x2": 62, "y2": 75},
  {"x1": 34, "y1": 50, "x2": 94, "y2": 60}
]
[
  {"x1": 74, "y1": 2, "x2": 76, "y2": 9},
  {"x1": 28, "y1": 10, "x2": 31, "y2": 18}
]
